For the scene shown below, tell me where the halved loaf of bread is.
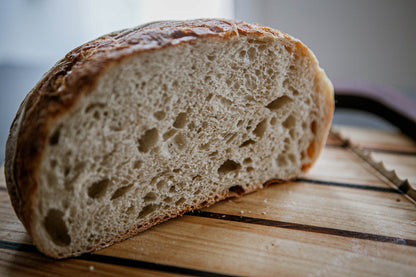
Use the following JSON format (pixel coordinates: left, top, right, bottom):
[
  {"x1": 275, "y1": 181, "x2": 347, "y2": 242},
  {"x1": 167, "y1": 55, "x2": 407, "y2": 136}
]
[{"x1": 5, "y1": 19, "x2": 333, "y2": 258}]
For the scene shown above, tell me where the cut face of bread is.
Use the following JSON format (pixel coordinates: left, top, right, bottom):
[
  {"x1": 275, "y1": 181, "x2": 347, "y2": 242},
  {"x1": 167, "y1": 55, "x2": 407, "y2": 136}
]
[{"x1": 5, "y1": 19, "x2": 333, "y2": 258}]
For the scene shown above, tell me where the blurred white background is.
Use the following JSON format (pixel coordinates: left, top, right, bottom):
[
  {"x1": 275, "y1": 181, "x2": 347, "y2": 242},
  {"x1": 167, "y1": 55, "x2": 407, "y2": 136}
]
[{"x1": 1, "y1": 0, "x2": 415, "y2": 161}]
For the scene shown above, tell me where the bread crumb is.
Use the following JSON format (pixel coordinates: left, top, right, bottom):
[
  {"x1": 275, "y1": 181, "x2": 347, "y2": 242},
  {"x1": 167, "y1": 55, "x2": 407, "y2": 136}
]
[
  {"x1": 240, "y1": 210, "x2": 244, "y2": 214},
  {"x1": 89, "y1": 266, "x2": 94, "y2": 271},
  {"x1": 264, "y1": 199, "x2": 268, "y2": 203},
  {"x1": 261, "y1": 211, "x2": 266, "y2": 215}
]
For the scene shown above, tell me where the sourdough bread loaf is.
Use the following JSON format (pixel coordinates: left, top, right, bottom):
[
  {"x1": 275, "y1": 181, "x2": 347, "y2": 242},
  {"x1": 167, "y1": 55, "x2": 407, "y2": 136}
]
[{"x1": 5, "y1": 19, "x2": 333, "y2": 258}]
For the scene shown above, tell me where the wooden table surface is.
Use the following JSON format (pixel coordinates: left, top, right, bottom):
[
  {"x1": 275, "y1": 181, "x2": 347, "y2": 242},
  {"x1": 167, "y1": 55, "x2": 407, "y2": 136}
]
[{"x1": 1, "y1": 125, "x2": 415, "y2": 276}]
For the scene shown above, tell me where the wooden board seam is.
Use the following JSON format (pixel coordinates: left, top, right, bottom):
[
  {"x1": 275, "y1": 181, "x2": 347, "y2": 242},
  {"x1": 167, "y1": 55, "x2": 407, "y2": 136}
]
[
  {"x1": 187, "y1": 211, "x2": 416, "y2": 247},
  {"x1": 295, "y1": 178, "x2": 401, "y2": 193},
  {"x1": 0, "y1": 240, "x2": 237, "y2": 277}
]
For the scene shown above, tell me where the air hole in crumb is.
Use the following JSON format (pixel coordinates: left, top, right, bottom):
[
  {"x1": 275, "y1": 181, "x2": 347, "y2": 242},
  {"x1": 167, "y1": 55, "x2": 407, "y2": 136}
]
[
  {"x1": 270, "y1": 116, "x2": 277, "y2": 125},
  {"x1": 220, "y1": 97, "x2": 232, "y2": 106},
  {"x1": 156, "y1": 180, "x2": 167, "y2": 190},
  {"x1": 138, "y1": 204, "x2": 159, "y2": 218},
  {"x1": 239, "y1": 139, "x2": 255, "y2": 148},
  {"x1": 288, "y1": 154, "x2": 296, "y2": 164},
  {"x1": 255, "y1": 69, "x2": 262, "y2": 78},
  {"x1": 266, "y1": 95, "x2": 292, "y2": 111},
  {"x1": 218, "y1": 160, "x2": 241, "y2": 177},
  {"x1": 253, "y1": 119, "x2": 267, "y2": 138},
  {"x1": 229, "y1": 185, "x2": 245, "y2": 196},
  {"x1": 88, "y1": 179, "x2": 110, "y2": 199},
  {"x1": 277, "y1": 156, "x2": 288, "y2": 167},
  {"x1": 175, "y1": 197, "x2": 185, "y2": 205},
  {"x1": 237, "y1": 120, "x2": 244, "y2": 127},
  {"x1": 209, "y1": 151, "x2": 218, "y2": 157},
  {"x1": 282, "y1": 78, "x2": 289, "y2": 88},
  {"x1": 206, "y1": 93, "x2": 213, "y2": 102},
  {"x1": 207, "y1": 54, "x2": 215, "y2": 61},
  {"x1": 138, "y1": 128, "x2": 159, "y2": 153},
  {"x1": 169, "y1": 185, "x2": 176, "y2": 193},
  {"x1": 173, "y1": 112, "x2": 187, "y2": 129},
  {"x1": 173, "y1": 133, "x2": 187, "y2": 150},
  {"x1": 164, "y1": 197, "x2": 173, "y2": 203},
  {"x1": 289, "y1": 86, "x2": 300, "y2": 96},
  {"x1": 64, "y1": 162, "x2": 86, "y2": 190},
  {"x1": 284, "y1": 137, "x2": 290, "y2": 146},
  {"x1": 311, "y1": 120, "x2": 317, "y2": 134},
  {"x1": 133, "y1": 160, "x2": 143, "y2": 170},
  {"x1": 187, "y1": 121, "x2": 196, "y2": 130},
  {"x1": 289, "y1": 129, "x2": 296, "y2": 139},
  {"x1": 154, "y1": 111, "x2": 166, "y2": 120},
  {"x1": 283, "y1": 115, "x2": 296, "y2": 129},
  {"x1": 126, "y1": 205, "x2": 135, "y2": 215},
  {"x1": 111, "y1": 184, "x2": 133, "y2": 200},
  {"x1": 144, "y1": 192, "x2": 157, "y2": 202},
  {"x1": 93, "y1": 111, "x2": 100, "y2": 120},
  {"x1": 50, "y1": 159, "x2": 57, "y2": 168},
  {"x1": 301, "y1": 151, "x2": 306, "y2": 160},
  {"x1": 247, "y1": 167, "x2": 254, "y2": 172},
  {"x1": 44, "y1": 209, "x2": 71, "y2": 246},
  {"x1": 163, "y1": 129, "x2": 177, "y2": 141},
  {"x1": 247, "y1": 48, "x2": 256, "y2": 60},
  {"x1": 200, "y1": 142, "x2": 210, "y2": 150},
  {"x1": 49, "y1": 125, "x2": 62, "y2": 145},
  {"x1": 243, "y1": 158, "x2": 253, "y2": 165},
  {"x1": 64, "y1": 166, "x2": 70, "y2": 177}
]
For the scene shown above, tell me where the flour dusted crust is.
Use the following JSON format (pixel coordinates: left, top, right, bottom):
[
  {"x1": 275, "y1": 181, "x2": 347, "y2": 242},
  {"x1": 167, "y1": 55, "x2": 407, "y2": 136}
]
[{"x1": 5, "y1": 19, "x2": 333, "y2": 258}]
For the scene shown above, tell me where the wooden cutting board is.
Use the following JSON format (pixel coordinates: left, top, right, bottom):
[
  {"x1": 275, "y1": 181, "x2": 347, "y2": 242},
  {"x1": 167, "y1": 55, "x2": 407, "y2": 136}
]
[{"x1": 1, "y1": 125, "x2": 415, "y2": 276}]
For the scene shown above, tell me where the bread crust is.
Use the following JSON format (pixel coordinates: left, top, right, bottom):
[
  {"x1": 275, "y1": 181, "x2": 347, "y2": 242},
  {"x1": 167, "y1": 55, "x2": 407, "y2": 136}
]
[{"x1": 4, "y1": 19, "x2": 333, "y2": 257}]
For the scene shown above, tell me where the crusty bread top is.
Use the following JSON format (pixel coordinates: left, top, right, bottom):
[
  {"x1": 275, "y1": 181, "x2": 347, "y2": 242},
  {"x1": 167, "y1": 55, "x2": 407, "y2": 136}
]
[{"x1": 5, "y1": 19, "x2": 333, "y2": 241}]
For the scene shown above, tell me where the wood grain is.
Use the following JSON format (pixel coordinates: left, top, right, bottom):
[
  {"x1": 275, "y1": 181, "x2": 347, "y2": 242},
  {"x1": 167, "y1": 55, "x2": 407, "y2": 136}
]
[{"x1": 1, "y1": 126, "x2": 415, "y2": 276}]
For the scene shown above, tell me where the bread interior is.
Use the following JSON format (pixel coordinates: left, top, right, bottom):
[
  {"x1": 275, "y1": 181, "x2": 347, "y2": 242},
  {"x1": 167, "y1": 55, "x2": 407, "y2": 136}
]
[{"x1": 35, "y1": 35, "x2": 327, "y2": 257}]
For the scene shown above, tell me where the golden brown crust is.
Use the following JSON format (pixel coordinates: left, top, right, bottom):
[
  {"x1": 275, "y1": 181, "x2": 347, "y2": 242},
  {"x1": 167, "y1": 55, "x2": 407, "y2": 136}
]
[{"x1": 4, "y1": 18, "x2": 333, "y2": 258}]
